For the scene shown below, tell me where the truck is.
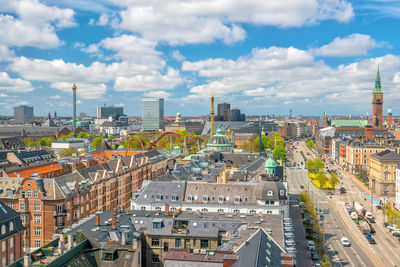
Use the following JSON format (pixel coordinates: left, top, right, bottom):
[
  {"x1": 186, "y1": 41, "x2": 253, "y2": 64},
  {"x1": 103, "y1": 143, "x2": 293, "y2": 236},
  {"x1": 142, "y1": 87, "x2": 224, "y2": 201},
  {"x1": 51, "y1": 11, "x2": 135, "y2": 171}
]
[
  {"x1": 354, "y1": 202, "x2": 364, "y2": 216},
  {"x1": 360, "y1": 221, "x2": 371, "y2": 234}
]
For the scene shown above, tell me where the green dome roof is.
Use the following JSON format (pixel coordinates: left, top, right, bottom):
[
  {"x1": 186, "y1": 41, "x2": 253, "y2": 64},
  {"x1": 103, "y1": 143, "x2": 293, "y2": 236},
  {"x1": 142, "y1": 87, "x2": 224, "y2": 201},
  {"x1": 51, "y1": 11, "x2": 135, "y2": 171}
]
[
  {"x1": 177, "y1": 113, "x2": 181, "y2": 116},
  {"x1": 206, "y1": 128, "x2": 233, "y2": 152},
  {"x1": 265, "y1": 157, "x2": 277, "y2": 168},
  {"x1": 388, "y1": 108, "x2": 393, "y2": 114}
]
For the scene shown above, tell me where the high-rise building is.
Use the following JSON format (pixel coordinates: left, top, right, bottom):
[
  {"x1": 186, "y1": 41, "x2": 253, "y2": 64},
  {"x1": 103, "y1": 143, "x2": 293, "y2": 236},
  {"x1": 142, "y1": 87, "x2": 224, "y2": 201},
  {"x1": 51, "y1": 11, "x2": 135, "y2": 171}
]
[
  {"x1": 228, "y1": 108, "x2": 245, "y2": 121},
  {"x1": 372, "y1": 68, "x2": 383, "y2": 128},
  {"x1": 13, "y1": 105, "x2": 33, "y2": 124},
  {"x1": 217, "y1": 102, "x2": 230, "y2": 121},
  {"x1": 142, "y1": 98, "x2": 164, "y2": 130},
  {"x1": 97, "y1": 105, "x2": 124, "y2": 119}
]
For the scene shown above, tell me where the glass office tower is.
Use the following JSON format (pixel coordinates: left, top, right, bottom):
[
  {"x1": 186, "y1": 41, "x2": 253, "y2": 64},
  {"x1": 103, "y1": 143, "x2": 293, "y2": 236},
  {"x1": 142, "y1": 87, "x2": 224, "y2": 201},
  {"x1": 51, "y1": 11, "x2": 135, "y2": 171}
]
[{"x1": 142, "y1": 98, "x2": 164, "y2": 130}]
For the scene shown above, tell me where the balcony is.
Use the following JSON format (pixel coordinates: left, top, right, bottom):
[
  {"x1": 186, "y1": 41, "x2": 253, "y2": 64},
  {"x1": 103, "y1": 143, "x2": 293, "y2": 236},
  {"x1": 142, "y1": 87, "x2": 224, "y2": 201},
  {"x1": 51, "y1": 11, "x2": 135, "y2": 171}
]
[{"x1": 53, "y1": 210, "x2": 67, "y2": 216}]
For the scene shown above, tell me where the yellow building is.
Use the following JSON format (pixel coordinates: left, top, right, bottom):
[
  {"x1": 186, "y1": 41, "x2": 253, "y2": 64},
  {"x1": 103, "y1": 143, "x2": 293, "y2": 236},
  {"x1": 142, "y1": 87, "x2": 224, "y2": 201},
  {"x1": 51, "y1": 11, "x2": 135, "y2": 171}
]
[{"x1": 369, "y1": 150, "x2": 400, "y2": 197}]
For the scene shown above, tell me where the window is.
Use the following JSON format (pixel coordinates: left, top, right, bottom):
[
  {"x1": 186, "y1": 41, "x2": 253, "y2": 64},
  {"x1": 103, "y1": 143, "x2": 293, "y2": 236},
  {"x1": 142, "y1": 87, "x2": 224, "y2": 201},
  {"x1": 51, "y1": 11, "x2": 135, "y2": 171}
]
[
  {"x1": 102, "y1": 252, "x2": 114, "y2": 261},
  {"x1": 249, "y1": 210, "x2": 256, "y2": 214},
  {"x1": 33, "y1": 191, "x2": 38, "y2": 198},
  {"x1": 19, "y1": 203, "x2": 25, "y2": 211},
  {"x1": 10, "y1": 253, "x2": 14, "y2": 263},
  {"x1": 153, "y1": 221, "x2": 163, "y2": 229},
  {"x1": 23, "y1": 240, "x2": 29, "y2": 248},
  {"x1": 2, "y1": 241, "x2": 5, "y2": 252},
  {"x1": 34, "y1": 227, "x2": 41, "y2": 237},
  {"x1": 202, "y1": 195, "x2": 208, "y2": 202},
  {"x1": 171, "y1": 195, "x2": 179, "y2": 201},
  {"x1": 267, "y1": 190, "x2": 273, "y2": 196},
  {"x1": 185, "y1": 208, "x2": 192, "y2": 211},
  {"x1": 9, "y1": 222, "x2": 13, "y2": 231},
  {"x1": 193, "y1": 239, "x2": 196, "y2": 246},
  {"x1": 57, "y1": 217, "x2": 63, "y2": 225},
  {"x1": 155, "y1": 207, "x2": 161, "y2": 211},
  {"x1": 234, "y1": 196, "x2": 241, "y2": 203},
  {"x1": 280, "y1": 190, "x2": 285, "y2": 196},
  {"x1": 217, "y1": 209, "x2": 224, "y2": 213},
  {"x1": 244, "y1": 197, "x2": 248, "y2": 202},
  {"x1": 27, "y1": 191, "x2": 32, "y2": 198},
  {"x1": 163, "y1": 242, "x2": 169, "y2": 251},
  {"x1": 74, "y1": 209, "x2": 79, "y2": 218},
  {"x1": 34, "y1": 204, "x2": 41, "y2": 211},
  {"x1": 140, "y1": 206, "x2": 146, "y2": 211},
  {"x1": 201, "y1": 208, "x2": 208, "y2": 212},
  {"x1": 34, "y1": 240, "x2": 41, "y2": 248},
  {"x1": 151, "y1": 237, "x2": 160, "y2": 246},
  {"x1": 156, "y1": 194, "x2": 163, "y2": 201},
  {"x1": 175, "y1": 238, "x2": 181, "y2": 248},
  {"x1": 187, "y1": 195, "x2": 193, "y2": 201},
  {"x1": 10, "y1": 237, "x2": 13, "y2": 248},
  {"x1": 1, "y1": 225, "x2": 5, "y2": 235},
  {"x1": 233, "y1": 209, "x2": 240, "y2": 213},
  {"x1": 21, "y1": 215, "x2": 27, "y2": 224},
  {"x1": 151, "y1": 254, "x2": 160, "y2": 264},
  {"x1": 200, "y1": 239, "x2": 209, "y2": 249},
  {"x1": 218, "y1": 196, "x2": 224, "y2": 203}
]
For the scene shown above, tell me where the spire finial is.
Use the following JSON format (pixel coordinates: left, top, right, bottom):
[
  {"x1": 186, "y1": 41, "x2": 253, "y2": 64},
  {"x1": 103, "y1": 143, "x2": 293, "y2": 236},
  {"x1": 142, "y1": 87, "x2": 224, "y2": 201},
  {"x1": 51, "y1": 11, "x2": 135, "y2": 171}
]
[{"x1": 374, "y1": 66, "x2": 382, "y2": 93}]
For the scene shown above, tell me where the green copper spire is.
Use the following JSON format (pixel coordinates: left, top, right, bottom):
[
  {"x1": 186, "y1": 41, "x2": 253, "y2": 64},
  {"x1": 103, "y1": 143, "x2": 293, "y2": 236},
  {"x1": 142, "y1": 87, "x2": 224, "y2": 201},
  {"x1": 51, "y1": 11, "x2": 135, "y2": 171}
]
[{"x1": 374, "y1": 66, "x2": 382, "y2": 93}]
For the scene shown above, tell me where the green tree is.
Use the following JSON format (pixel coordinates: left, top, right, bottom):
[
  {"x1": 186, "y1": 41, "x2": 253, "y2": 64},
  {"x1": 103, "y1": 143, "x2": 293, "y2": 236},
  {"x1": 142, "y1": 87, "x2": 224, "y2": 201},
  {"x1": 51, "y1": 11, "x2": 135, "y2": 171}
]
[
  {"x1": 39, "y1": 137, "x2": 53, "y2": 147},
  {"x1": 273, "y1": 145, "x2": 287, "y2": 161},
  {"x1": 108, "y1": 135, "x2": 115, "y2": 140},
  {"x1": 305, "y1": 159, "x2": 315, "y2": 172},
  {"x1": 269, "y1": 133, "x2": 285, "y2": 149},
  {"x1": 316, "y1": 170, "x2": 328, "y2": 188},
  {"x1": 91, "y1": 136, "x2": 103, "y2": 150},
  {"x1": 77, "y1": 132, "x2": 94, "y2": 139},
  {"x1": 60, "y1": 147, "x2": 77, "y2": 156},
  {"x1": 329, "y1": 173, "x2": 340, "y2": 189},
  {"x1": 314, "y1": 158, "x2": 324, "y2": 171},
  {"x1": 306, "y1": 138, "x2": 314, "y2": 149}
]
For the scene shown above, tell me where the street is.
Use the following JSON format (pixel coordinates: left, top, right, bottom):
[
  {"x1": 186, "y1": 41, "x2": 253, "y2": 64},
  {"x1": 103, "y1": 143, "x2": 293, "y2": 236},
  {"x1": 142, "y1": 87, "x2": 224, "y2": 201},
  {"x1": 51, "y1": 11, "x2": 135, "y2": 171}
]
[{"x1": 288, "y1": 143, "x2": 376, "y2": 266}]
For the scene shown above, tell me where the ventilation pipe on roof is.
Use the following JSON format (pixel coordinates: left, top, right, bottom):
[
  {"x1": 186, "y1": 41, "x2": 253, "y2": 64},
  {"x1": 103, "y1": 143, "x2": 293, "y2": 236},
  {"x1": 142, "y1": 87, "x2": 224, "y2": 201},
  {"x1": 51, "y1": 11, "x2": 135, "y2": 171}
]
[
  {"x1": 121, "y1": 231, "x2": 126, "y2": 246},
  {"x1": 23, "y1": 254, "x2": 31, "y2": 267}
]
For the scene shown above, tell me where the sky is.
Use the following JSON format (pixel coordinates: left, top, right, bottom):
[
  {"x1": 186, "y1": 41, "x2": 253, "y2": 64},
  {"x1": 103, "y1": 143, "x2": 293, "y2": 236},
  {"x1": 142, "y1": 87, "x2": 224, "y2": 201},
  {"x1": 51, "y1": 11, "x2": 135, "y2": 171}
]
[{"x1": 1, "y1": 0, "x2": 400, "y2": 117}]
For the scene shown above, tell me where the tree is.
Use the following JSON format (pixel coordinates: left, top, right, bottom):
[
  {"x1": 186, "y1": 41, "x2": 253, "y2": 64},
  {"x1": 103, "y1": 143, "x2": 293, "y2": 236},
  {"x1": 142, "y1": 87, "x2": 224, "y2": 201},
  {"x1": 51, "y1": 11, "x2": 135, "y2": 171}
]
[
  {"x1": 329, "y1": 173, "x2": 340, "y2": 189},
  {"x1": 39, "y1": 137, "x2": 53, "y2": 147},
  {"x1": 60, "y1": 147, "x2": 77, "y2": 156},
  {"x1": 77, "y1": 132, "x2": 94, "y2": 139},
  {"x1": 107, "y1": 135, "x2": 115, "y2": 140},
  {"x1": 305, "y1": 159, "x2": 315, "y2": 172},
  {"x1": 273, "y1": 145, "x2": 287, "y2": 161},
  {"x1": 91, "y1": 136, "x2": 103, "y2": 150},
  {"x1": 314, "y1": 158, "x2": 324, "y2": 171},
  {"x1": 316, "y1": 171, "x2": 328, "y2": 188},
  {"x1": 306, "y1": 138, "x2": 314, "y2": 149}
]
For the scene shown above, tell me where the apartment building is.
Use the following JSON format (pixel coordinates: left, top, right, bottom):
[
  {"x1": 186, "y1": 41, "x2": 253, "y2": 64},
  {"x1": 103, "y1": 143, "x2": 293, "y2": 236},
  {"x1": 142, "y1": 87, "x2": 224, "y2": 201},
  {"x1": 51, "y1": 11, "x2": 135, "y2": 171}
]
[
  {"x1": 370, "y1": 150, "x2": 400, "y2": 197},
  {"x1": 0, "y1": 150, "x2": 167, "y2": 251}
]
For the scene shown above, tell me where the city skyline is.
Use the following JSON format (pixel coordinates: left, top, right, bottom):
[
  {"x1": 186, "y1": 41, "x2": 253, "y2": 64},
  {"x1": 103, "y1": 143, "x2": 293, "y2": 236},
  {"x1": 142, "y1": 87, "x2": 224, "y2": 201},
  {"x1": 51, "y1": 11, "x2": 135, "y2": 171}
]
[{"x1": 1, "y1": 1, "x2": 400, "y2": 116}]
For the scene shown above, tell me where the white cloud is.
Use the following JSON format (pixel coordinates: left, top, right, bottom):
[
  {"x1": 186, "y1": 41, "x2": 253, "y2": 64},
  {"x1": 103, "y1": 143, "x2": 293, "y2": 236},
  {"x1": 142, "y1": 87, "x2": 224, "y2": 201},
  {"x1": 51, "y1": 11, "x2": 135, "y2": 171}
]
[
  {"x1": 50, "y1": 95, "x2": 61, "y2": 99},
  {"x1": 0, "y1": 93, "x2": 8, "y2": 97},
  {"x1": 115, "y1": 103, "x2": 125, "y2": 107},
  {"x1": 181, "y1": 46, "x2": 400, "y2": 110},
  {"x1": 0, "y1": 72, "x2": 33, "y2": 92},
  {"x1": 50, "y1": 82, "x2": 107, "y2": 99},
  {"x1": 172, "y1": 50, "x2": 185, "y2": 61},
  {"x1": 0, "y1": 45, "x2": 14, "y2": 61},
  {"x1": 117, "y1": 0, "x2": 353, "y2": 45},
  {"x1": 0, "y1": 0, "x2": 75, "y2": 48},
  {"x1": 143, "y1": 90, "x2": 172, "y2": 99},
  {"x1": 312, "y1": 34, "x2": 381, "y2": 57}
]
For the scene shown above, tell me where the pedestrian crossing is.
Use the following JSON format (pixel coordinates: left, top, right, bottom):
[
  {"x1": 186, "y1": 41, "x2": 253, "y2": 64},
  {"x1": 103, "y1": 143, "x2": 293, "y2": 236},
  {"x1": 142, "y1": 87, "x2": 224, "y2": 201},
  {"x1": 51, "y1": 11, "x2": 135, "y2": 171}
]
[{"x1": 315, "y1": 200, "x2": 346, "y2": 205}]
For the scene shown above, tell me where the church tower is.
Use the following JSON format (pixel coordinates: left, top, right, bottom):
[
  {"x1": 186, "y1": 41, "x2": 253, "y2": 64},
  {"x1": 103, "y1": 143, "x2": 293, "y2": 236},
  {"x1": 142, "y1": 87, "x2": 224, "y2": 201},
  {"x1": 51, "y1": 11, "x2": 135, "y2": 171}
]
[{"x1": 372, "y1": 67, "x2": 383, "y2": 128}]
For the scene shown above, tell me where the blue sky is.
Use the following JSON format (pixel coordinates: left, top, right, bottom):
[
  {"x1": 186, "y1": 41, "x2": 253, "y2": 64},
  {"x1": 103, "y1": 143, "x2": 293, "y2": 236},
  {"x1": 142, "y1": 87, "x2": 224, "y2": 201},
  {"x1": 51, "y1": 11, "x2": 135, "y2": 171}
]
[{"x1": 1, "y1": 0, "x2": 400, "y2": 117}]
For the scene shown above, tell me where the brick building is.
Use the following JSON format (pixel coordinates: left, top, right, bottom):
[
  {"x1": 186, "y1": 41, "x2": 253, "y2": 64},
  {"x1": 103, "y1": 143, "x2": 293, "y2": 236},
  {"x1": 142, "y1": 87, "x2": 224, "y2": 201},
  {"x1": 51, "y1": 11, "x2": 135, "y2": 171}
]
[
  {"x1": 0, "y1": 201, "x2": 25, "y2": 266},
  {"x1": 0, "y1": 150, "x2": 167, "y2": 252}
]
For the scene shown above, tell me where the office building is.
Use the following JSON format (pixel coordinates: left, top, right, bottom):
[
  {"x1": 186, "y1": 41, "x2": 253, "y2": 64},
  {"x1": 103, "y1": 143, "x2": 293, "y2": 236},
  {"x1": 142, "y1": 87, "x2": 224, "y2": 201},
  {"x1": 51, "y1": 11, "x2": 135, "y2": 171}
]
[
  {"x1": 142, "y1": 98, "x2": 164, "y2": 130},
  {"x1": 96, "y1": 105, "x2": 124, "y2": 119},
  {"x1": 217, "y1": 102, "x2": 230, "y2": 121},
  {"x1": 13, "y1": 105, "x2": 33, "y2": 124}
]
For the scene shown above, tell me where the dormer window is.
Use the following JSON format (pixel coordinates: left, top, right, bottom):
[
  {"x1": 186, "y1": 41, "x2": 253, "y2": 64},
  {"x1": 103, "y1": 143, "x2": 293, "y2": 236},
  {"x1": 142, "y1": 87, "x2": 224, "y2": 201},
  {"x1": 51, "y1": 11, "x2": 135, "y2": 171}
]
[
  {"x1": 171, "y1": 195, "x2": 179, "y2": 201},
  {"x1": 267, "y1": 190, "x2": 273, "y2": 196},
  {"x1": 279, "y1": 190, "x2": 285, "y2": 196},
  {"x1": 156, "y1": 194, "x2": 163, "y2": 201},
  {"x1": 187, "y1": 195, "x2": 193, "y2": 201},
  {"x1": 234, "y1": 196, "x2": 241, "y2": 203},
  {"x1": 218, "y1": 196, "x2": 224, "y2": 203},
  {"x1": 202, "y1": 195, "x2": 209, "y2": 202}
]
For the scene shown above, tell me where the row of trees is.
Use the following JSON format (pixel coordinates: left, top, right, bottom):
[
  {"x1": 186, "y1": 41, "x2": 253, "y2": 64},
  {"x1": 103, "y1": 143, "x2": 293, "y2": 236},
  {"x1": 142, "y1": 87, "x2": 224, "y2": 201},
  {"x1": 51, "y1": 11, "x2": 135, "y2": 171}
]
[
  {"x1": 305, "y1": 138, "x2": 314, "y2": 149},
  {"x1": 306, "y1": 158, "x2": 340, "y2": 189},
  {"x1": 239, "y1": 133, "x2": 287, "y2": 161}
]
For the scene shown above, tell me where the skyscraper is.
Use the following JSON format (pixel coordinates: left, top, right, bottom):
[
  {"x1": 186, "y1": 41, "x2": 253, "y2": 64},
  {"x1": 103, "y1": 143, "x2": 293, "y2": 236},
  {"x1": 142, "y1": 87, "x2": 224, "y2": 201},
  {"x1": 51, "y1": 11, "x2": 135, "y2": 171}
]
[
  {"x1": 97, "y1": 105, "x2": 124, "y2": 119},
  {"x1": 13, "y1": 105, "x2": 33, "y2": 124},
  {"x1": 142, "y1": 98, "x2": 164, "y2": 130},
  {"x1": 217, "y1": 102, "x2": 230, "y2": 121}
]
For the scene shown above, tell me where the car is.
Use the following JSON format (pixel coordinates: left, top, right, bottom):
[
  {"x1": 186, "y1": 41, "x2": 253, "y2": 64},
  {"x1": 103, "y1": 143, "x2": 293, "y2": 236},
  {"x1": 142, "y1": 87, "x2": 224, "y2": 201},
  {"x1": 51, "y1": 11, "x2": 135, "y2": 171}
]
[
  {"x1": 307, "y1": 240, "x2": 315, "y2": 251},
  {"x1": 286, "y1": 247, "x2": 297, "y2": 253},
  {"x1": 326, "y1": 191, "x2": 333, "y2": 196},
  {"x1": 340, "y1": 187, "x2": 346, "y2": 194},
  {"x1": 392, "y1": 231, "x2": 400, "y2": 237},
  {"x1": 376, "y1": 205, "x2": 382, "y2": 210},
  {"x1": 300, "y1": 185, "x2": 305, "y2": 189},
  {"x1": 345, "y1": 203, "x2": 352, "y2": 210},
  {"x1": 284, "y1": 233, "x2": 295, "y2": 239},
  {"x1": 285, "y1": 239, "x2": 296, "y2": 247},
  {"x1": 311, "y1": 253, "x2": 319, "y2": 261},
  {"x1": 387, "y1": 224, "x2": 396, "y2": 231},
  {"x1": 367, "y1": 217, "x2": 375, "y2": 224},
  {"x1": 341, "y1": 237, "x2": 351, "y2": 247},
  {"x1": 284, "y1": 222, "x2": 294, "y2": 227},
  {"x1": 367, "y1": 238, "x2": 376, "y2": 244},
  {"x1": 314, "y1": 264, "x2": 322, "y2": 267},
  {"x1": 284, "y1": 227, "x2": 294, "y2": 232},
  {"x1": 365, "y1": 212, "x2": 373, "y2": 219},
  {"x1": 283, "y1": 218, "x2": 293, "y2": 223}
]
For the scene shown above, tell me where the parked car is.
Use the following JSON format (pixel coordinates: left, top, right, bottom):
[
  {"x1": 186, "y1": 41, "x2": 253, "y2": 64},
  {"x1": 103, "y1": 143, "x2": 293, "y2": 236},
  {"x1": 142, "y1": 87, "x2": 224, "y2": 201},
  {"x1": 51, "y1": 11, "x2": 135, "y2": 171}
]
[
  {"x1": 300, "y1": 185, "x2": 304, "y2": 189},
  {"x1": 345, "y1": 203, "x2": 351, "y2": 209},
  {"x1": 284, "y1": 233, "x2": 295, "y2": 239},
  {"x1": 340, "y1": 187, "x2": 346, "y2": 194},
  {"x1": 307, "y1": 240, "x2": 315, "y2": 251},
  {"x1": 376, "y1": 205, "x2": 382, "y2": 210},
  {"x1": 286, "y1": 247, "x2": 297, "y2": 253},
  {"x1": 284, "y1": 222, "x2": 294, "y2": 228},
  {"x1": 311, "y1": 253, "x2": 319, "y2": 261},
  {"x1": 365, "y1": 212, "x2": 373, "y2": 219},
  {"x1": 285, "y1": 239, "x2": 296, "y2": 247},
  {"x1": 341, "y1": 237, "x2": 351, "y2": 247},
  {"x1": 392, "y1": 231, "x2": 400, "y2": 237},
  {"x1": 366, "y1": 234, "x2": 376, "y2": 244},
  {"x1": 284, "y1": 227, "x2": 294, "y2": 232},
  {"x1": 283, "y1": 218, "x2": 293, "y2": 223},
  {"x1": 367, "y1": 217, "x2": 375, "y2": 224},
  {"x1": 326, "y1": 191, "x2": 333, "y2": 196}
]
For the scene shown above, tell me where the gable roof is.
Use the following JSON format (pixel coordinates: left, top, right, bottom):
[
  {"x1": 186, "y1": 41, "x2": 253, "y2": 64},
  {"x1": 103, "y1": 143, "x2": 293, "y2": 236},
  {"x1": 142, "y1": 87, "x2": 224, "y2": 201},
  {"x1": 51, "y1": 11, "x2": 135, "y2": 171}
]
[{"x1": 370, "y1": 150, "x2": 400, "y2": 161}]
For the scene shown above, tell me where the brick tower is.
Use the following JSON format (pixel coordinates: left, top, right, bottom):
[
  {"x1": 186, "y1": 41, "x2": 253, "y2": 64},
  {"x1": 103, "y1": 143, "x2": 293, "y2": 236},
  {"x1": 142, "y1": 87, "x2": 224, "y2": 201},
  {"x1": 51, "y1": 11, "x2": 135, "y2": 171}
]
[{"x1": 372, "y1": 67, "x2": 383, "y2": 128}]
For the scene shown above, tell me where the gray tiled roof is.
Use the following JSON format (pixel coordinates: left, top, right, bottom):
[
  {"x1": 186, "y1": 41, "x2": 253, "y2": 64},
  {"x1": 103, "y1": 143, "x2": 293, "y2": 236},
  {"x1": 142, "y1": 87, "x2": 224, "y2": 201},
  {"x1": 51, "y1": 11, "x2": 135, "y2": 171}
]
[
  {"x1": 134, "y1": 181, "x2": 186, "y2": 204},
  {"x1": 371, "y1": 150, "x2": 400, "y2": 161}
]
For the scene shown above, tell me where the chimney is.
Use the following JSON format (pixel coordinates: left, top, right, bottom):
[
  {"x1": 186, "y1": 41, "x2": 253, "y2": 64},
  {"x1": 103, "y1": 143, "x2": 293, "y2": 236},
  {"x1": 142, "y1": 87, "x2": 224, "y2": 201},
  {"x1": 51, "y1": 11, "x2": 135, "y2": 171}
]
[
  {"x1": 132, "y1": 238, "x2": 138, "y2": 250},
  {"x1": 58, "y1": 234, "x2": 65, "y2": 255},
  {"x1": 67, "y1": 234, "x2": 73, "y2": 250},
  {"x1": 23, "y1": 255, "x2": 31, "y2": 267},
  {"x1": 165, "y1": 204, "x2": 169, "y2": 215},
  {"x1": 112, "y1": 209, "x2": 117, "y2": 230},
  {"x1": 121, "y1": 231, "x2": 126, "y2": 246},
  {"x1": 95, "y1": 213, "x2": 100, "y2": 226}
]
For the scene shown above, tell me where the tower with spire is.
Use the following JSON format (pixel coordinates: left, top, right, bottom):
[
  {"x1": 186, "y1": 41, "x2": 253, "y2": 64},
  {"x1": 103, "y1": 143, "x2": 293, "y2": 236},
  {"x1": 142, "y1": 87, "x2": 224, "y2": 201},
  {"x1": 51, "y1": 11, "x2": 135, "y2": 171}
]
[{"x1": 372, "y1": 67, "x2": 383, "y2": 128}]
